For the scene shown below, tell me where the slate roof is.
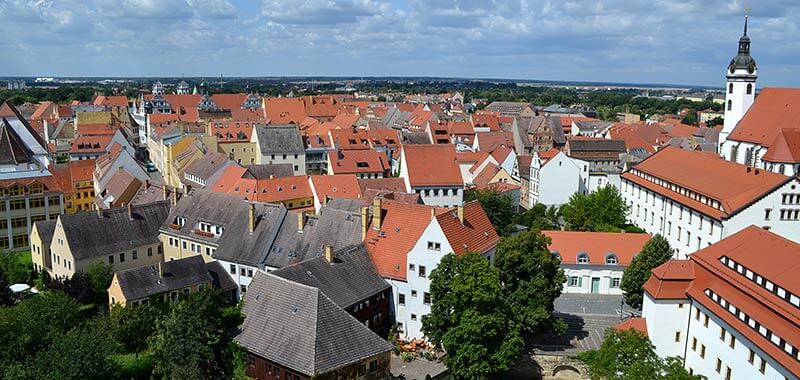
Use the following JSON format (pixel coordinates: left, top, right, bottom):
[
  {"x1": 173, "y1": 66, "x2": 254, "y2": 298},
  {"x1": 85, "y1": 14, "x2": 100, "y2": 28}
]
[
  {"x1": 254, "y1": 124, "x2": 305, "y2": 154},
  {"x1": 115, "y1": 255, "x2": 214, "y2": 301},
  {"x1": 244, "y1": 163, "x2": 295, "y2": 179},
  {"x1": 548, "y1": 115, "x2": 567, "y2": 145},
  {"x1": 0, "y1": 118, "x2": 34, "y2": 165},
  {"x1": 237, "y1": 272, "x2": 392, "y2": 377},
  {"x1": 182, "y1": 151, "x2": 235, "y2": 185},
  {"x1": 60, "y1": 201, "x2": 170, "y2": 261},
  {"x1": 33, "y1": 219, "x2": 57, "y2": 249},
  {"x1": 271, "y1": 244, "x2": 389, "y2": 309}
]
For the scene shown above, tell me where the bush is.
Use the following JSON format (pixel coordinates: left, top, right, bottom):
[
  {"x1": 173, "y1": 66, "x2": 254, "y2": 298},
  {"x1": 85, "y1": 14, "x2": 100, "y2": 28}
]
[{"x1": 400, "y1": 352, "x2": 415, "y2": 362}]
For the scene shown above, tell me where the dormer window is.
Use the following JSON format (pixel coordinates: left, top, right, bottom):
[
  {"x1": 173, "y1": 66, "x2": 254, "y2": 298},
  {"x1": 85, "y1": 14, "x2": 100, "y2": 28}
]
[
  {"x1": 176, "y1": 217, "x2": 186, "y2": 226},
  {"x1": 605, "y1": 253, "x2": 618, "y2": 265},
  {"x1": 551, "y1": 251, "x2": 561, "y2": 261},
  {"x1": 577, "y1": 253, "x2": 589, "y2": 264}
]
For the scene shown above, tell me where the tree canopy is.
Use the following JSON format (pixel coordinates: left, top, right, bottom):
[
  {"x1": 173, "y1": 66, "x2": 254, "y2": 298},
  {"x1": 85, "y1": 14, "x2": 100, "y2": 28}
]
[
  {"x1": 495, "y1": 230, "x2": 566, "y2": 338},
  {"x1": 560, "y1": 185, "x2": 632, "y2": 232},
  {"x1": 621, "y1": 234, "x2": 674, "y2": 308},
  {"x1": 519, "y1": 203, "x2": 560, "y2": 231},
  {"x1": 422, "y1": 253, "x2": 523, "y2": 379},
  {"x1": 579, "y1": 328, "x2": 701, "y2": 380},
  {"x1": 464, "y1": 188, "x2": 517, "y2": 236}
]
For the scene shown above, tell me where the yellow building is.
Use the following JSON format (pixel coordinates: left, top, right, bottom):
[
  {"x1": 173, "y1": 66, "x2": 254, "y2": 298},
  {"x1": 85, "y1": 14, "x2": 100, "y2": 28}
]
[
  {"x1": 50, "y1": 159, "x2": 97, "y2": 214},
  {"x1": 46, "y1": 202, "x2": 169, "y2": 280}
]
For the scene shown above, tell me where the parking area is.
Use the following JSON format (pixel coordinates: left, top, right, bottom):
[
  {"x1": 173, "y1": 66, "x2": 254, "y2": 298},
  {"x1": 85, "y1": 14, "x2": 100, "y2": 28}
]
[{"x1": 529, "y1": 293, "x2": 640, "y2": 354}]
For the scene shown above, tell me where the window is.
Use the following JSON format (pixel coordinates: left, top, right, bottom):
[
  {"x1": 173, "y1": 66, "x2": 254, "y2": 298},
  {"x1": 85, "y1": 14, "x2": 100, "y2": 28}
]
[
  {"x1": 704, "y1": 315, "x2": 709, "y2": 327},
  {"x1": 148, "y1": 247, "x2": 153, "y2": 257},
  {"x1": 240, "y1": 267, "x2": 246, "y2": 276},
  {"x1": 730, "y1": 335, "x2": 735, "y2": 349},
  {"x1": 398, "y1": 294, "x2": 405, "y2": 306},
  {"x1": 132, "y1": 250, "x2": 137, "y2": 260},
  {"x1": 700, "y1": 344, "x2": 706, "y2": 358},
  {"x1": 605, "y1": 254, "x2": 618, "y2": 265},
  {"x1": 411, "y1": 290, "x2": 417, "y2": 297},
  {"x1": 759, "y1": 358, "x2": 766, "y2": 374},
  {"x1": 411, "y1": 314, "x2": 417, "y2": 321},
  {"x1": 358, "y1": 364, "x2": 367, "y2": 377},
  {"x1": 119, "y1": 252, "x2": 125, "y2": 262},
  {"x1": 764, "y1": 208, "x2": 772, "y2": 220},
  {"x1": 691, "y1": 337, "x2": 697, "y2": 351},
  {"x1": 424, "y1": 292, "x2": 431, "y2": 305},
  {"x1": 230, "y1": 264, "x2": 236, "y2": 274},
  {"x1": 568, "y1": 276, "x2": 581, "y2": 287},
  {"x1": 108, "y1": 255, "x2": 114, "y2": 264},
  {"x1": 747, "y1": 83, "x2": 753, "y2": 94},
  {"x1": 727, "y1": 100, "x2": 732, "y2": 111},
  {"x1": 418, "y1": 265, "x2": 426, "y2": 278},
  {"x1": 748, "y1": 349, "x2": 755, "y2": 364},
  {"x1": 720, "y1": 327, "x2": 726, "y2": 341},
  {"x1": 577, "y1": 253, "x2": 589, "y2": 264},
  {"x1": 409, "y1": 263, "x2": 415, "y2": 271},
  {"x1": 715, "y1": 358, "x2": 722, "y2": 373},
  {"x1": 729, "y1": 83, "x2": 733, "y2": 93},
  {"x1": 247, "y1": 269, "x2": 253, "y2": 277},
  {"x1": 695, "y1": 309, "x2": 700, "y2": 320},
  {"x1": 611, "y1": 278, "x2": 621, "y2": 288},
  {"x1": 725, "y1": 367, "x2": 732, "y2": 380},
  {"x1": 369, "y1": 360, "x2": 378, "y2": 373},
  {"x1": 674, "y1": 331, "x2": 681, "y2": 342}
]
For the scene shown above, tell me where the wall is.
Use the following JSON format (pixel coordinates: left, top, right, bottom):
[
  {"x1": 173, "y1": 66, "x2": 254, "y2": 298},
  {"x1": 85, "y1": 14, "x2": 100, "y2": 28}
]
[
  {"x1": 1, "y1": 188, "x2": 63, "y2": 252},
  {"x1": 642, "y1": 293, "x2": 690, "y2": 359},
  {"x1": 245, "y1": 350, "x2": 391, "y2": 380},
  {"x1": 29, "y1": 224, "x2": 51, "y2": 273},
  {"x1": 561, "y1": 266, "x2": 624, "y2": 295},
  {"x1": 411, "y1": 186, "x2": 463, "y2": 208},
  {"x1": 219, "y1": 141, "x2": 258, "y2": 166},
  {"x1": 539, "y1": 154, "x2": 587, "y2": 206}
]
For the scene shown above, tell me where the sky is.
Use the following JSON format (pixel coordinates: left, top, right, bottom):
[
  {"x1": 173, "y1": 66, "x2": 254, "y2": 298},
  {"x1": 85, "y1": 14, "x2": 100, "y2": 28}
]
[{"x1": 1, "y1": 0, "x2": 799, "y2": 87}]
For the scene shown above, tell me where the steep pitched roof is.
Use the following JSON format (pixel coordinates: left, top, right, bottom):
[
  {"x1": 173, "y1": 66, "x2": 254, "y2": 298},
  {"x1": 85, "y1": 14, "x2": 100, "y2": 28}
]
[
  {"x1": 309, "y1": 174, "x2": 362, "y2": 203},
  {"x1": 237, "y1": 272, "x2": 392, "y2": 376},
  {"x1": 402, "y1": 144, "x2": 462, "y2": 187},
  {"x1": 271, "y1": 244, "x2": 389, "y2": 309},
  {"x1": 327, "y1": 149, "x2": 388, "y2": 175},
  {"x1": 543, "y1": 231, "x2": 651, "y2": 266},
  {"x1": 614, "y1": 317, "x2": 648, "y2": 336},
  {"x1": 729, "y1": 88, "x2": 800, "y2": 145},
  {"x1": 642, "y1": 259, "x2": 694, "y2": 300},
  {"x1": 60, "y1": 201, "x2": 170, "y2": 261},
  {"x1": 0, "y1": 118, "x2": 34, "y2": 165},
  {"x1": 436, "y1": 201, "x2": 499, "y2": 256},
  {"x1": 762, "y1": 129, "x2": 800, "y2": 163},
  {"x1": 254, "y1": 124, "x2": 305, "y2": 154},
  {"x1": 114, "y1": 255, "x2": 213, "y2": 301}
]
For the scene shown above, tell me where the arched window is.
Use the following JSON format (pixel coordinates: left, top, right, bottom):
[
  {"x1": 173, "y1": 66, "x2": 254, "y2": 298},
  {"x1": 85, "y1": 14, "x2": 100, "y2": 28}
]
[
  {"x1": 727, "y1": 100, "x2": 733, "y2": 111},
  {"x1": 577, "y1": 253, "x2": 589, "y2": 264},
  {"x1": 605, "y1": 253, "x2": 619, "y2": 265},
  {"x1": 747, "y1": 83, "x2": 753, "y2": 95},
  {"x1": 779, "y1": 164, "x2": 785, "y2": 174},
  {"x1": 729, "y1": 83, "x2": 733, "y2": 93},
  {"x1": 551, "y1": 251, "x2": 561, "y2": 261},
  {"x1": 744, "y1": 148, "x2": 753, "y2": 167}
]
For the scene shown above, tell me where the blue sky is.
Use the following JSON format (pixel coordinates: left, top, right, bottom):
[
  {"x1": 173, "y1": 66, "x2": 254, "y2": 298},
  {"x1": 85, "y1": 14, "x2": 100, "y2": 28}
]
[{"x1": 1, "y1": 0, "x2": 798, "y2": 87}]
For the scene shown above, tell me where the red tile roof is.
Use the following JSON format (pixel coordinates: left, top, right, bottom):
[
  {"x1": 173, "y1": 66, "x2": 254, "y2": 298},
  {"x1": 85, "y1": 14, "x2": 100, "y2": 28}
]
[
  {"x1": 93, "y1": 95, "x2": 129, "y2": 108},
  {"x1": 762, "y1": 129, "x2": 800, "y2": 163},
  {"x1": 614, "y1": 317, "x2": 648, "y2": 336},
  {"x1": 472, "y1": 111, "x2": 500, "y2": 131},
  {"x1": 729, "y1": 88, "x2": 800, "y2": 146},
  {"x1": 402, "y1": 144, "x2": 463, "y2": 187},
  {"x1": 209, "y1": 120, "x2": 255, "y2": 142},
  {"x1": 543, "y1": 231, "x2": 651, "y2": 266},
  {"x1": 475, "y1": 131, "x2": 514, "y2": 151},
  {"x1": 328, "y1": 150, "x2": 389, "y2": 175},
  {"x1": 642, "y1": 259, "x2": 694, "y2": 300},
  {"x1": 71, "y1": 135, "x2": 113, "y2": 154},
  {"x1": 264, "y1": 97, "x2": 307, "y2": 124},
  {"x1": 358, "y1": 178, "x2": 407, "y2": 194},
  {"x1": 213, "y1": 171, "x2": 313, "y2": 204},
  {"x1": 436, "y1": 200, "x2": 499, "y2": 256},
  {"x1": 309, "y1": 174, "x2": 362, "y2": 202},
  {"x1": 623, "y1": 147, "x2": 789, "y2": 219}
]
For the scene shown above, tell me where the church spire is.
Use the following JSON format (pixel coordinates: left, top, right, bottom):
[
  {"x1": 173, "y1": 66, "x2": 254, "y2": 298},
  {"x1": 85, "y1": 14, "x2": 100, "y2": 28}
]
[
  {"x1": 743, "y1": 14, "x2": 748, "y2": 36},
  {"x1": 738, "y1": 15, "x2": 751, "y2": 54}
]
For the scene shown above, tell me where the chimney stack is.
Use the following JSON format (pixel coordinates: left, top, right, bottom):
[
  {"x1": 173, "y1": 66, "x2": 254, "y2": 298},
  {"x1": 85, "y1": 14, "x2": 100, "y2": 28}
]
[
  {"x1": 324, "y1": 245, "x2": 334, "y2": 263},
  {"x1": 144, "y1": 180, "x2": 150, "y2": 190},
  {"x1": 457, "y1": 205, "x2": 464, "y2": 224},
  {"x1": 171, "y1": 188, "x2": 179, "y2": 206},
  {"x1": 371, "y1": 197, "x2": 382, "y2": 230},
  {"x1": 297, "y1": 212, "x2": 305, "y2": 232},
  {"x1": 158, "y1": 261, "x2": 164, "y2": 278},
  {"x1": 360, "y1": 206, "x2": 368, "y2": 241},
  {"x1": 162, "y1": 185, "x2": 169, "y2": 201},
  {"x1": 248, "y1": 203, "x2": 256, "y2": 233},
  {"x1": 430, "y1": 207, "x2": 435, "y2": 221},
  {"x1": 127, "y1": 202, "x2": 134, "y2": 220}
]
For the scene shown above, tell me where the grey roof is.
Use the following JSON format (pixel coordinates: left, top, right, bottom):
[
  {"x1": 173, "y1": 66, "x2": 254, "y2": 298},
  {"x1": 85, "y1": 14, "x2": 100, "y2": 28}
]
[
  {"x1": 244, "y1": 163, "x2": 295, "y2": 179},
  {"x1": 324, "y1": 197, "x2": 362, "y2": 213},
  {"x1": 548, "y1": 115, "x2": 566, "y2": 145},
  {"x1": 33, "y1": 219, "x2": 57, "y2": 249},
  {"x1": 400, "y1": 131, "x2": 431, "y2": 145},
  {"x1": 0, "y1": 118, "x2": 34, "y2": 165},
  {"x1": 271, "y1": 244, "x2": 389, "y2": 309},
  {"x1": 254, "y1": 124, "x2": 305, "y2": 155},
  {"x1": 161, "y1": 190, "x2": 253, "y2": 244},
  {"x1": 568, "y1": 139, "x2": 627, "y2": 152},
  {"x1": 266, "y1": 206, "x2": 363, "y2": 268},
  {"x1": 573, "y1": 120, "x2": 613, "y2": 133},
  {"x1": 236, "y1": 272, "x2": 392, "y2": 376},
  {"x1": 115, "y1": 255, "x2": 212, "y2": 301},
  {"x1": 182, "y1": 151, "x2": 234, "y2": 183},
  {"x1": 60, "y1": 201, "x2": 170, "y2": 261}
]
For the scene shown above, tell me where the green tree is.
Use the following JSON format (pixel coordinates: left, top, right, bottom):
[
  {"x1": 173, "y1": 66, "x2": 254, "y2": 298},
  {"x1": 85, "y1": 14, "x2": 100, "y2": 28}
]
[
  {"x1": 20, "y1": 328, "x2": 117, "y2": 380},
  {"x1": 464, "y1": 188, "x2": 517, "y2": 236},
  {"x1": 0, "y1": 252, "x2": 33, "y2": 284},
  {"x1": 561, "y1": 186, "x2": 629, "y2": 232},
  {"x1": 621, "y1": 234, "x2": 674, "y2": 308},
  {"x1": 681, "y1": 111, "x2": 698, "y2": 126},
  {"x1": 579, "y1": 329, "x2": 701, "y2": 380},
  {"x1": 422, "y1": 253, "x2": 523, "y2": 379},
  {"x1": 0, "y1": 266, "x2": 12, "y2": 306},
  {"x1": 149, "y1": 288, "x2": 239, "y2": 379},
  {"x1": 109, "y1": 304, "x2": 162, "y2": 354},
  {"x1": 46, "y1": 271, "x2": 96, "y2": 304},
  {"x1": 87, "y1": 261, "x2": 114, "y2": 304},
  {"x1": 519, "y1": 203, "x2": 560, "y2": 230},
  {"x1": 706, "y1": 116, "x2": 724, "y2": 128},
  {"x1": 495, "y1": 230, "x2": 566, "y2": 338}
]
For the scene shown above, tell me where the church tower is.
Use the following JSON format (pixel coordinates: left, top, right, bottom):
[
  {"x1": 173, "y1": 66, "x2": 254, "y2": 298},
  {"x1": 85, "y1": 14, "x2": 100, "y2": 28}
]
[{"x1": 720, "y1": 16, "x2": 757, "y2": 152}]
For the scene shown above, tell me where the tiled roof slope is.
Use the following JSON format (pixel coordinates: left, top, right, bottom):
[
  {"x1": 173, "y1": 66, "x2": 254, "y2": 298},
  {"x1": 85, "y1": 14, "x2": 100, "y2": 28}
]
[
  {"x1": 61, "y1": 201, "x2": 170, "y2": 260},
  {"x1": 402, "y1": 144, "x2": 462, "y2": 187},
  {"x1": 436, "y1": 200, "x2": 499, "y2": 256},
  {"x1": 271, "y1": 244, "x2": 389, "y2": 309},
  {"x1": 729, "y1": 88, "x2": 800, "y2": 145},
  {"x1": 237, "y1": 272, "x2": 392, "y2": 377},
  {"x1": 543, "y1": 231, "x2": 651, "y2": 266},
  {"x1": 623, "y1": 147, "x2": 789, "y2": 218}
]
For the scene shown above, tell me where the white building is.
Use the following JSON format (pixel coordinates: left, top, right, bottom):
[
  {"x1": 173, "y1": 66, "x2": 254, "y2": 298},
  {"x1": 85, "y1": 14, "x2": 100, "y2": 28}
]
[
  {"x1": 639, "y1": 226, "x2": 800, "y2": 380},
  {"x1": 544, "y1": 231, "x2": 651, "y2": 295},
  {"x1": 621, "y1": 146, "x2": 800, "y2": 259},
  {"x1": 530, "y1": 150, "x2": 589, "y2": 206},
  {"x1": 252, "y1": 124, "x2": 306, "y2": 175},
  {"x1": 364, "y1": 198, "x2": 498, "y2": 339},
  {"x1": 400, "y1": 144, "x2": 464, "y2": 207}
]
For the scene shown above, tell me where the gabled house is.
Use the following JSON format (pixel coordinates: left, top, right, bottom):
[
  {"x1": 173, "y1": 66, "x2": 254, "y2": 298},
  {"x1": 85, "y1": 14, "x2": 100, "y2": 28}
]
[
  {"x1": 252, "y1": 124, "x2": 306, "y2": 175},
  {"x1": 400, "y1": 144, "x2": 463, "y2": 207}
]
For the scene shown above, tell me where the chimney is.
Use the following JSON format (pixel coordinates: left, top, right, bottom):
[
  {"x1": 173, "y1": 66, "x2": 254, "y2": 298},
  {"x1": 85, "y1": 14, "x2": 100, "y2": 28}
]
[
  {"x1": 457, "y1": 205, "x2": 464, "y2": 224},
  {"x1": 297, "y1": 212, "x2": 305, "y2": 232},
  {"x1": 360, "y1": 206, "x2": 369, "y2": 241},
  {"x1": 171, "y1": 188, "x2": 179, "y2": 206},
  {"x1": 248, "y1": 203, "x2": 256, "y2": 233},
  {"x1": 324, "y1": 245, "x2": 334, "y2": 263},
  {"x1": 96, "y1": 207, "x2": 103, "y2": 217},
  {"x1": 144, "y1": 180, "x2": 150, "y2": 190},
  {"x1": 430, "y1": 207, "x2": 435, "y2": 221},
  {"x1": 127, "y1": 202, "x2": 134, "y2": 220},
  {"x1": 162, "y1": 185, "x2": 169, "y2": 201},
  {"x1": 371, "y1": 197, "x2": 382, "y2": 230},
  {"x1": 157, "y1": 261, "x2": 164, "y2": 278}
]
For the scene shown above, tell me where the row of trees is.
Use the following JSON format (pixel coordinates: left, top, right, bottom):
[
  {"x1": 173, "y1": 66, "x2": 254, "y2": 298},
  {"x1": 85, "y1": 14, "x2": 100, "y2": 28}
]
[
  {"x1": 0, "y1": 285, "x2": 244, "y2": 379},
  {"x1": 421, "y1": 229, "x2": 565, "y2": 378}
]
